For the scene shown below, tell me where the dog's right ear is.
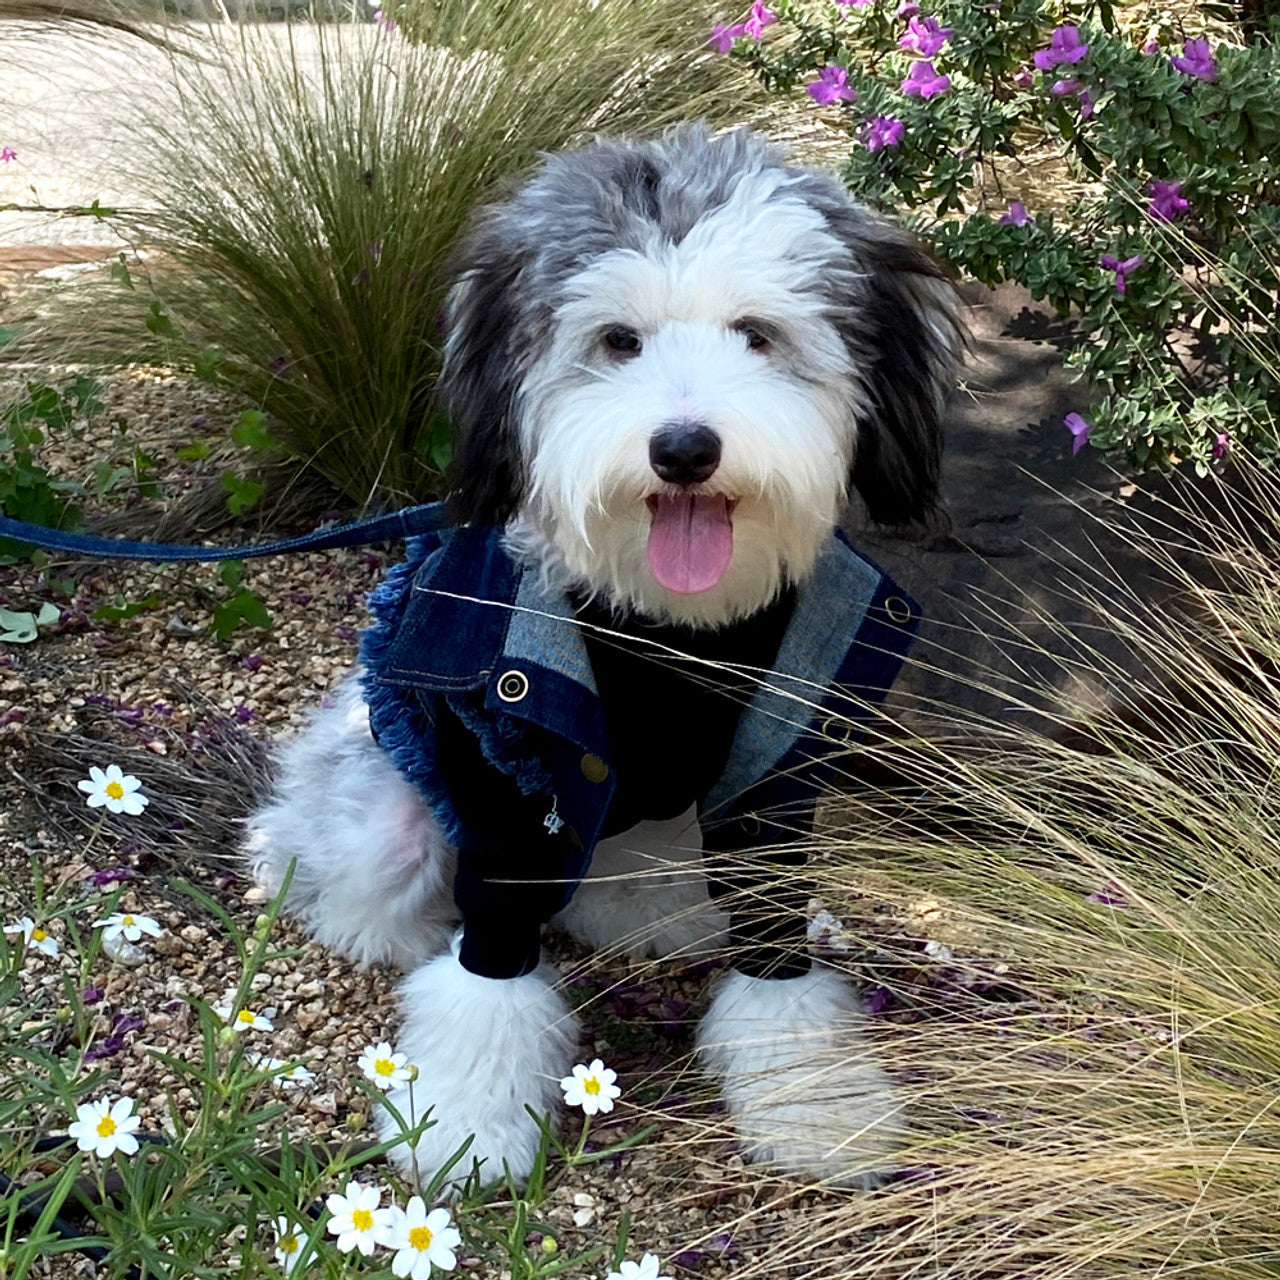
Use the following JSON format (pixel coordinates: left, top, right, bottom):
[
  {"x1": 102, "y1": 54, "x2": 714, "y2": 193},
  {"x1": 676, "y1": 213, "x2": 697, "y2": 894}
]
[{"x1": 436, "y1": 214, "x2": 529, "y2": 527}]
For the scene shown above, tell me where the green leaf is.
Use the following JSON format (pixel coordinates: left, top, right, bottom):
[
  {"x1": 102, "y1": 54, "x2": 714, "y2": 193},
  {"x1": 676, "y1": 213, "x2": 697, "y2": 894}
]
[
  {"x1": 109, "y1": 253, "x2": 134, "y2": 289},
  {"x1": 211, "y1": 589, "x2": 272, "y2": 642},
  {"x1": 176, "y1": 441, "x2": 213, "y2": 462},
  {"x1": 193, "y1": 348, "x2": 222, "y2": 381},
  {"x1": 221, "y1": 471, "x2": 265, "y2": 517},
  {"x1": 145, "y1": 301, "x2": 178, "y2": 340},
  {"x1": 92, "y1": 595, "x2": 159, "y2": 622},
  {"x1": 231, "y1": 409, "x2": 272, "y2": 452},
  {"x1": 218, "y1": 558, "x2": 245, "y2": 591},
  {"x1": 0, "y1": 607, "x2": 38, "y2": 643}
]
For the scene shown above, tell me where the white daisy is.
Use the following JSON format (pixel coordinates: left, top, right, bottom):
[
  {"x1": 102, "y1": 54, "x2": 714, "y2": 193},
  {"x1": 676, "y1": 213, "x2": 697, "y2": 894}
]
[
  {"x1": 247, "y1": 1055, "x2": 316, "y2": 1090},
  {"x1": 273, "y1": 1215, "x2": 308, "y2": 1274},
  {"x1": 606, "y1": 1254, "x2": 672, "y2": 1280},
  {"x1": 4, "y1": 915, "x2": 59, "y2": 958},
  {"x1": 77, "y1": 764, "x2": 148, "y2": 816},
  {"x1": 560, "y1": 1059, "x2": 621, "y2": 1116},
  {"x1": 216, "y1": 1005, "x2": 274, "y2": 1033},
  {"x1": 325, "y1": 1180, "x2": 394, "y2": 1256},
  {"x1": 94, "y1": 912, "x2": 163, "y2": 944},
  {"x1": 67, "y1": 1095, "x2": 142, "y2": 1158},
  {"x1": 383, "y1": 1196, "x2": 461, "y2": 1278},
  {"x1": 357, "y1": 1040, "x2": 414, "y2": 1091}
]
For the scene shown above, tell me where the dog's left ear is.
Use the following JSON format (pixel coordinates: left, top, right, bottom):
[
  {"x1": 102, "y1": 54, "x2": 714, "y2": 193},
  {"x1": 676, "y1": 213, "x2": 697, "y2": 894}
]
[
  {"x1": 848, "y1": 225, "x2": 962, "y2": 526},
  {"x1": 803, "y1": 181, "x2": 964, "y2": 527}
]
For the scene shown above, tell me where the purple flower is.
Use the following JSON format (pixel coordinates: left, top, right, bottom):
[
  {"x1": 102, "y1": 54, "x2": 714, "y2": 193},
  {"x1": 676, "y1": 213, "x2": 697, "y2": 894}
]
[
  {"x1": 807, "y1": 65, "x2": 858, "y2": 104},
  {"x1": 1033, "y1": 25, "x2": 1089, "y2": 70},
  {"x1": 1064, "y1": 412, "x2": 1092, "y2": 455},
  {"x1": 863, "y1": 115, "x2": 906, "y2": 151},
  {"x1": 742, "y1": 1, "x2": 777, "y2": 39},
  {"x1": 372, "y1": 8, "x2": 394, "y2": 31},
  {"x1": 84, "y1": 1035, "x2": 127, "y2": 1063},
  {"x1": 901, "y1": 59, "x2": 950, "y2": 97},
  {"x1": 1051, "y1": 77, "x2": 1083, "y2": 96},
  {"x1": 1101, "y1": 253, "x2": 1143, "y2": 296},
  {"x1": 241, "y1": 652, "x2": 264, "y2": 671},
  {"x1": 113, "y1": 1013, "x2": 145, "y2": 1035},
  {"x1": 1079, "y1": 88, "x2": 1094, "y2": 118},
  {"x1": 1142, "y1": 37, "x2": 1160, "y2": 54},
  {"x1": 1170, "y1": 36, "x2": 1216, "y2": 81},
  {"x1": 1212, "y1": 431, "x2": 1231, "y2": 460},
  {"x1": 998, "y1": 201, "x2": 1030, "y2": 225},
  {"x1": 1012, "y1": 67, "x2": 1034, "y2": 88},
  {"x1": 267, "y1": 355, "x2": 289, "y2": 378},
  {"x1": 0, "y1": 146, "x2": 16, "y2": 163},
  {"x1": 82, "y1": 987, "x2": 105, "y2": 1005},
  {"x1": 1147, "y1": 180, "x2": 1189, "y2": 222},
  {"x1": 899, "y1": 14, "x2": 953, "y2": 57},
  {"x1": 1085, "y1": 878, "x2": 1128, "y2": 907},
  {"x1": 708, "y1": 21, "x2": 746, "y2": 52},
  {"x1": 233, "y1": 703, "x2": 255, "y2": 724},
  {"x1": 86, "y1": 867, "x2": 136, "y2": 888}
]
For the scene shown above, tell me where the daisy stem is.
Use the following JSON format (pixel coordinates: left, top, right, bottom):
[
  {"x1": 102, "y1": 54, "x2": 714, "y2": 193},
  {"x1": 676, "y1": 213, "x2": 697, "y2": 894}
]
[
  {"x1": 81, "y1": 814, "x2": 107, "y2": 863},
  {"x1": 409, "y1": 1077, "x2": 420, "y2": 1188},
  {"x1": 572, "y1": 1114, "x2": 592, "y2": 1162}
]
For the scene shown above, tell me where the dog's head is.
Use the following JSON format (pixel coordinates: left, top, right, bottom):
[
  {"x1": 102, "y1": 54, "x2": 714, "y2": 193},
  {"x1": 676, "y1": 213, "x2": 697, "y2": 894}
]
[{"x1": 438, "y1": 124, "x2": 962, "y2": 626}]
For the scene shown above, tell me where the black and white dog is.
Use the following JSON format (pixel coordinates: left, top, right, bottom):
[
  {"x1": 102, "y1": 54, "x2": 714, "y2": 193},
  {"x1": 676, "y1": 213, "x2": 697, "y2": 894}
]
[{"x1": 248, "y1": 124, "x2": 960, "y2": 1190}]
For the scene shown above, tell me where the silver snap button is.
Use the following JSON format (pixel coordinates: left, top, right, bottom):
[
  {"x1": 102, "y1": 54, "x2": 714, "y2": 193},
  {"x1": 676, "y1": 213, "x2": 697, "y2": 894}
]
[
  {"x1": 884, "y1": 595, "x2": 913, "y2": 626},
  {"x1": 496, "y1": 669, "x2": 530, "y2": 703}
]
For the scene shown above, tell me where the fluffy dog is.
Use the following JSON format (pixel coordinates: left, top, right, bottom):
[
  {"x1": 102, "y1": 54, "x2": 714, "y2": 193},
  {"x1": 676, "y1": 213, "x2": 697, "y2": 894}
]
[{"x1": 248, "y1": 123, "x2": 960, "y2": 1190}]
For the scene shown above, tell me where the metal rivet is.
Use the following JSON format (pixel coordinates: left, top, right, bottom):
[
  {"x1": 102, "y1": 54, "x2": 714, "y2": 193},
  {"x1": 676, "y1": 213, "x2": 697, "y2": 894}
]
[
  {"x1": 496, "y1": 669, "x2": 530, "y2": 703},
  {"x1": 580, "y1": 753, "x2": 609, "y2": 784},
  {"x1": 884, "y1": 595, "x2": 913, "y2": 626}
]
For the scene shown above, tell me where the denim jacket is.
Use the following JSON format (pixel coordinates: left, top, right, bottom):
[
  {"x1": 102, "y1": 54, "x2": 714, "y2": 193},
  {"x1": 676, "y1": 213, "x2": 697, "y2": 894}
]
[{"x1": 358, "y1": 522, "x2": 919, "y2": 971}]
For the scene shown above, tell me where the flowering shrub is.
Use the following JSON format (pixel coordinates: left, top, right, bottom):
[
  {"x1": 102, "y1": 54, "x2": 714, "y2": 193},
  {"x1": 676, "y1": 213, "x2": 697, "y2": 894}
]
[{"x1": 715, "y1": 2, "x2": 1280, "y2": 472}]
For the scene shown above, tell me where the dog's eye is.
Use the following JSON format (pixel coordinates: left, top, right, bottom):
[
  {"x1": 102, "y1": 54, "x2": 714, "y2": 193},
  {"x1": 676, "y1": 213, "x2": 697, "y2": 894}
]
[
  {"x1": 733, "y1": 321, "x2": 773, "y2": 354},
  {"x1": 603, "y1": 327, "x2": 642, "y2": 357}
]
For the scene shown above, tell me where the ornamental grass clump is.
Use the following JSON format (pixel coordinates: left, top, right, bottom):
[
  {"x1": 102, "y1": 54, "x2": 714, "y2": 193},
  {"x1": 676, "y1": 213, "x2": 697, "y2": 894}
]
[
  {"x1": 16, "y1": 0, "x2": 744, "y2": 510},
  {"x1": 713, "y1": 0, "x2": 1280, "y2": 473},
  {"x1": 680, "y1": 455, "x2": 1280, "y2": 1277}
]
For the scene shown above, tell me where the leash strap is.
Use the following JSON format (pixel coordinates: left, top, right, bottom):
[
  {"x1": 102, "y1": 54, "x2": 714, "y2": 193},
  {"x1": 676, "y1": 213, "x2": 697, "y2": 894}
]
[{"x1": 0, "y1": 502, "x2": 447, "y2": 563}]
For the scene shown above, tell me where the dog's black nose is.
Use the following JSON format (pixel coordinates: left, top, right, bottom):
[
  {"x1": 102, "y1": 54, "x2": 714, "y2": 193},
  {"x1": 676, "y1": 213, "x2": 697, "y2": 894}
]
[{"x1": 649, "y1": 422, "x2": 721, "y2": 486}]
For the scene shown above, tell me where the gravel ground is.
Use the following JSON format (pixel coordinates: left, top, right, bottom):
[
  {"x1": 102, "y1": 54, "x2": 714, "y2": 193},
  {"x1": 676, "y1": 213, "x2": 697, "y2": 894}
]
[{"x1": 0, "y1": 364, "x2": 891, "y2": 1278}]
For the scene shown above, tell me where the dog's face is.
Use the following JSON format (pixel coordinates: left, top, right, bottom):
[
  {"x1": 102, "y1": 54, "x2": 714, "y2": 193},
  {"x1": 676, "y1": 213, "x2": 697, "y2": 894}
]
[{"x1": 439, "y1": 126, "x2": 961, "y2": 627}]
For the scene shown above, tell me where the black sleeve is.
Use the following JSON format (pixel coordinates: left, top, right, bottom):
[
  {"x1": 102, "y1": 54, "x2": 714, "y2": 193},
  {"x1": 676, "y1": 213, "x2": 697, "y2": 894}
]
[{"x1": 434, "y1": 702, "x2": 575, "y2": 979}]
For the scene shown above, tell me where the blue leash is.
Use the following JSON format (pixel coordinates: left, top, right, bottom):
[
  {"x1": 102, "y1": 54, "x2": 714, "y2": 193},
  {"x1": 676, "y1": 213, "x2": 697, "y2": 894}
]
[{"x1": 0, "y1": 502, "x2": 447, "y2": 562}]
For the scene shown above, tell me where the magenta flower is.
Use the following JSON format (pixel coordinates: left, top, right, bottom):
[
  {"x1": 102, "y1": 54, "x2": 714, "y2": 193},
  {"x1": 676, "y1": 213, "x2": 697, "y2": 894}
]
[
  {"x1": 742, "y1": 1, "x2": 777, "y2": 38},
  {"x1": 373, "y1": 8, "x2": 394, "y2": 31},
  {"x1": 1142, "y1": 37, "x2": 1160, "y2": 54},
  {"x1": 1079, "y1": 88, "x2": 1095, "y2": 118},
  {"x1": 901, "y1": 60, "x2": 950, "y2": 98},
  {"x1": 1212, "y1": 431, "x2": 1231, "y2": 461},
  {"x1": 1051, "y1": 77, "x2": 1083, "y2": 96},
  {"x1": 0, "y1": 147, "x2": 15, "y2": 163},
  {"x1": 1085, "y1": 879, "x2": 1128, "y2": 908},
  {"x1": 1100, "y1": 253, "x2": 1143, "y2": 296},
  {"x1": 1064, "y1": 412, "x2": 1092, "y2": 455},
  {"x1": 896, "y1": 0, "x2": 920, "y2": 14},
  {"x1": 1012, "y1": 68, "x2": 1034, "y2": 88},
  {"x1": 807, "y1": 65, "x2": 858, "y2": 104},
  {"x1": 1170, "y1": 36, "x2": 1216, "y2": 81},
  {"x1": 862, "y1": 115, "x2": 906, "y2": 151},
  {"x1": 1033, "y1": 25, "x2": 1089, "y2": 70},
  {"x1": 899, "y1": 14, "x2": 953, "y2": 57},
  {"x1": 1147, "y1": 180, "x2": 1189, "y2": 222},
  {"x1": 708, "y1": 21, "x2": 746, "y2": 51},
  {"x1": 998, "y1": 201, "x2": 1030, "y2": 226}
]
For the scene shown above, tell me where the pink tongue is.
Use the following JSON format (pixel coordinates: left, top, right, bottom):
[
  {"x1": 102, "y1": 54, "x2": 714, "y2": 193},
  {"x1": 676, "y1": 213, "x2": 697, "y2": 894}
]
[{"x1": 646, "y1": 494, "x2": 734, "y2": 595}]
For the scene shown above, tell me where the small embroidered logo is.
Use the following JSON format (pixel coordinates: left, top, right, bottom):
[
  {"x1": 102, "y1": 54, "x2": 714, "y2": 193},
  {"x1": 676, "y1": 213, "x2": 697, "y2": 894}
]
[{"x1": 543, "y1": 797, "x2": 564, "y2": 836}]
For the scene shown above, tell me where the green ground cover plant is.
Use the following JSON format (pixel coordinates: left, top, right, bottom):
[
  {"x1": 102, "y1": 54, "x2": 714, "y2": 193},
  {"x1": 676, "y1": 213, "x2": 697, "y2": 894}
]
[{"x1": 713, "y1": 0, "x2": 1280, "y2": 473}]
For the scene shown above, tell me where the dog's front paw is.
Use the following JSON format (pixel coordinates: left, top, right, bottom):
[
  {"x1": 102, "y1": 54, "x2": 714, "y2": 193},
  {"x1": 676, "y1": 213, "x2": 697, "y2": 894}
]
[
  {"x1": 697, "y1": 966, "x2": 904, "y2": 1189},
  {"x1": 377, "y1": 950, "x2": 578, "y2": 1190}
]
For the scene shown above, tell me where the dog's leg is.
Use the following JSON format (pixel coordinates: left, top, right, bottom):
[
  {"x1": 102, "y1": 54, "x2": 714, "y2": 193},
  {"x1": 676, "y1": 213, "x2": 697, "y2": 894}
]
[
  {"x1": 697, "y1": 966, "x2": 903, "y2": 1188},
  {"x1": 246, "y1": 679, "x2": 458, "y2": 969},
  {"x1": 378, "y1": 942, "x2": 578, "y2": 1190},
  {"x1": 551, "y1": 808, "x2": 729, "y2": 960}
]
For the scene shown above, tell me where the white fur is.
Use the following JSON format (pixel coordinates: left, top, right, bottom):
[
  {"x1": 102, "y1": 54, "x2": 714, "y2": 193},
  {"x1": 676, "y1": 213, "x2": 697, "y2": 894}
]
[
  {"x1": 379, "y1": 946, "x2": 578, "y2": 1191},
  {"x1": 513, "y1": 171, "x2": 864, "y2": 628},
  {"x1": 552, "y1": 807, "x2": 728, "y2": 960},
  {"x1": 245, "y1": 678, "x2": 458, "y2": 969},
  {"x1": 697, "y1": 966, "x2": 905, "y2": 1188}
]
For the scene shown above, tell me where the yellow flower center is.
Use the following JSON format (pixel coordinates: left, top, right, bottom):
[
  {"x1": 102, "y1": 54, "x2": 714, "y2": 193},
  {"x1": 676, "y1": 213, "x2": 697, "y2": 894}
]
[
  {"x1": 584, "y1": 1077, "x2": 601, "y2": 1095},
  {"x1": 96, "y1": 1116, "x2": 117, "y2": 1137},
  {"x1": 375, "y1": 1058, "x2": 395, "y2": 1076},
  {"x1": 279, "y1": 1234, "x2": 298, "y2": 1255},
  {"x1": 32, "y1": 927, "x2": 47, "y2": 942},
  {"x1": 122, "y1": 915, "x2": 135, "y2": 926},
  {"x1": 106, "y1": 780, "x2": 124, "y2": 800},
  {"x1": 351, "y1": 1209, "x2": 373, "y2": 1232},
  {"x1": 236, "y1": 1009, "x2": 255, "y2": 1024},
  {"x1": 409, "y1": 1225, "x2": 433, "y2": 1251}
]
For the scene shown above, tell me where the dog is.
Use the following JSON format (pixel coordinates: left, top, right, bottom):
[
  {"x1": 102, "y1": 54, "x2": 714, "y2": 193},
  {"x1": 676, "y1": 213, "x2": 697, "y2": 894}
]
[{"x1": 247, "y1": 123, "x2": 961, "y2": 1190}]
